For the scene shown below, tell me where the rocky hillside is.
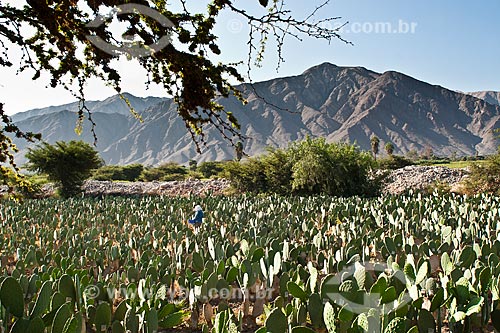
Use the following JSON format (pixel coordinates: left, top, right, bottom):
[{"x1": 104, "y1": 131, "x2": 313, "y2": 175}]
[
  {"x1": 468, "y1": 91, "x2": 500, "y2": 106},
  {"x1": 11, "y1": 63, "x2": 500, "y2": 165}
]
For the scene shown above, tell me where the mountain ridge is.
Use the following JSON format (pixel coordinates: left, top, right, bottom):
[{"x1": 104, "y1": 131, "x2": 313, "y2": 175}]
[{"x1": 11, "y1": 62, "x2": 500, "y2": 165}]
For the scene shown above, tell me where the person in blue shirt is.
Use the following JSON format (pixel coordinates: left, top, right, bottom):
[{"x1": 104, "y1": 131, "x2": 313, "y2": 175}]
[{"x1": 188, "y1": 204, "x2": 204, "y2": 226}]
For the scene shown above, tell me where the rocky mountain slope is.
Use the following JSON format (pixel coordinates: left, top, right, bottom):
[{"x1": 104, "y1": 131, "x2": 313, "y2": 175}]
[
  {"x1": 11, "y1": 63, "x2": 500, "y2": 165},
  {"x1": 468, "y1": 91, "x2": 500, "y2": 106}
]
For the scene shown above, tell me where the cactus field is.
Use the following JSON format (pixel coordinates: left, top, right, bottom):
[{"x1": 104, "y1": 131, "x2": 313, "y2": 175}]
[{"x1": 1, "y1": 193, "x2": 500, "y2": 332}]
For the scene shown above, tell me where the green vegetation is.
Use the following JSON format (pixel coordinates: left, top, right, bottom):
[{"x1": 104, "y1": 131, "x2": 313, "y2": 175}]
[
  {"x1": 25, "y1": 141, "x2": 102, "y2": 198},
  {"x1": 91, "y1": 161, "x2": 227, "y2": 183},
  {"x1": 463, "y1": 152, "x2": 500, "y2": 195},
  {"x1": 1, "y1": 193, "x2": 500, "y2": 332},
  {"x1": 225, "y1": 137, "x2": 380, "y2": 197},
  {"x1": 384, "y1": 142, "x2": 395, "y2": 156},
  {"x1": 370, "y1": 136, "x2": 380, "y2": 160},
  {"x1": 198, "y1": 161, "x2": 226, "y2": 179},
  {"x1": 0, "y1": 1, "x2": 343, "y2": 192},
  {"x1": 93, "y1": 164, "x2": 144, "y2": 182},
  {"x1": 140, "y1": 163, "x2": 189, "y2": 182},
  {"x1": 377, "y1": 155, "x2": 414, "y2": 170}
]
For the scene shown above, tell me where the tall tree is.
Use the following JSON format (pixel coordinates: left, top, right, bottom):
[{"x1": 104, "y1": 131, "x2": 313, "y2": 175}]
[
  {"x1": 235, "y1": 141, "x2": 244, "y2": 162},
  {"x1": 0, "y1": 0, "x2": 347, "y2": 189},
  {"x1": 385, "y1": 142, "x2": 395, "y2": 156},
  {"x1": 25, "y1": 141, "x2": 103, "y2": 197},
  {"x1": 370, "y1": 136, "x2": 380, "y2": 161}
]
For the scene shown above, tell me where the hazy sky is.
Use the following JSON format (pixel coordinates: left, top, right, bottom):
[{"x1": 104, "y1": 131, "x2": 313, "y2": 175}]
[{"x1": 1, "y1": 0, "x2": 499, "y2": 114}]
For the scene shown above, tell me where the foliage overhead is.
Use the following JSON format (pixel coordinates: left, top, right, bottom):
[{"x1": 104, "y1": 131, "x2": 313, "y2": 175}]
[
  {"x1": 25, "y1": 140, "x2": 103, "y2": 197},
  {"x1": 0, "y1": 0, "x2": 347, "y2": 190}
]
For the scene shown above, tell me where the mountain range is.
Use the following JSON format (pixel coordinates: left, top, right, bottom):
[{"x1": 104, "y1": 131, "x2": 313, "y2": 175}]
[{"x1": 10, "y1": 63, "x2": 500, "y2": 166}]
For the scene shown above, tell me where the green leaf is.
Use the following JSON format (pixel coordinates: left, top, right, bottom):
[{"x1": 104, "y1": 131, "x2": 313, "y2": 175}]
[
  {"x1": 192, "y1": 252, "x2": 205, "y2": 272},
  {"x1": 338, "y1": 305, "x2": 354, "y2": 322},
  {"x1": 0, "y1": 276, "x2": 25, "y2": 318},
  {"x1": 459, "y1": 246, "x2": 477, "y2": 268},
  {"x1": 251, "y1": 247, "x2": 265, "y2": 263},
  {"x1": 146, "y1": 308, "x2": 159, "y2": 333},
  {"x1": 159, "y1": 311, "x2": 187, "y2": 328},
  {"x1": 111, "y1": 321, "x2": 125, "y2": 333},
  {"x1": 9, "y1": 318, "x2": 30, "y2": 333},
  {"x1": 308, "y1": 293, "x2": 323, "y2": 327},
  {"x1": 430, "y1": 287, "x2": 445, "y2": 312},
  {"x1": 403, "y1": 263, "x2": 416, "y2": 283},
  {"x1": 323, "y1": 302, "x2": 336, "y2": 333},
  {"x1": 291, "y1": 327, "x2": 316, "y2": 333},
  {"x1": 353, "y1": 262, "x2": 366, "y2": 290},
  {"x1": 51, "y1": 303, "x2": 71, "y2": 333},
  {"x1": 370, "y1": 275, "x2": 388, "y2": 295},
  {"x1": 380, "y1": 286, "x2": 397, "y2": 304},
  {"x1": 113, "y1": 300, "x2": 127, "y2": 322},
  {"x1": 479, "y1": 267, "x2": 492, "y2": 292},
  {"x1": 27, "y1": 317, "x2": 46, "y2": 333},
  {"x1": 58, "y1": 275, "x2": 76, "y2": 306},
  {"x1": 441, "y1": 252, "x2": 453, "y2": 275},
  {"x1": 384, "y1": 316, "x2": 406, "y2": 333},
  {"x1": 30, "y1": 280, "x2": 53, "y2": 318},
  {"x1": 266, "y1": 308, "x2": 287, "y2": 333},
  {"x1": 417, "y1": 309, "x2": 435, "y2": 333},
  {"x1": 287, "y1": 281, "x2": 308, "y2": 301},
  {"x1": 491, "y1": 309, "x2": 500, "y2": 331},
  {"x1": 415, "y1": 262, "x2": 428, "y2": 285},
  {"x1": 94, "y1": 302, "x2": 112, "y2": 332},
  {"x1": 259, "y1": 0, "x2": 269, "y2": 7},
  {"x1": 62, "y1": 312, "x2": 85, "y2": 333},
  {"x1": 465, "y1": 297, "x2": 483, "y2": 316}
]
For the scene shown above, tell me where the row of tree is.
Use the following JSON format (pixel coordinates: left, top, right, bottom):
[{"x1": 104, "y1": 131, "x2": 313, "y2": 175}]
[
  {"x1": 370, "y1": 136, "x2": 394, "y2": 160},
  {"x1": 14, "y1": 137, "x2": 500, "y2": 199}
]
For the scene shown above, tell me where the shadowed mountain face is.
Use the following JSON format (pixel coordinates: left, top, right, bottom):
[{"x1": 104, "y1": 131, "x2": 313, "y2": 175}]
[{"x1": 11, "y1": 63, "x2": 500, "y2": 165}]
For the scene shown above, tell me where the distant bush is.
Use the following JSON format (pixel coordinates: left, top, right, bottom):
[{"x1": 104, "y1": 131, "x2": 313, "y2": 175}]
[
  {"x1": 462, "y1": 153, "x2": 500, "y2": 195},
  {"x1": 225, "y1": 137, "x2": 381, "y2": 197},
  {"x1": 224, "y1": 159, "x2": 269, "y2": 193},
  {"x1": 93, "y1": 164, "x2": 144, "y2": 181},
  {"x1": 415, "y1": 158, "x2": 450, "y2": 166},
  {"x1": 198, "y1": 161, "x2": 226, "y2": 178},
  {"x1": 140, "y1": 163, "x2": 188, "y2": 182},
  {"x1": 378, "y1": 155, "x2": 414, "y2": 170}
]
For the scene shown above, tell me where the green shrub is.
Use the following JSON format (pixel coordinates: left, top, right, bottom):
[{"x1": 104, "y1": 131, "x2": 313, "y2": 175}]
[
  {"x1": 140, "y1": 163, "x2": 187, "y2": 182},
  {"x1": 224, "y1": 159, "x2": 268, "y2": 193},
  {"x1": 198, "y1": 161, "x2": 226, "y2": 178},
  {"x1": 122, "y1": 164, "x2": 144, "y2": 181},
  {"x1": 93, "y1": 165, "x2": 122, "y2": 181},
  {"x1": 93, "y1": 164, "x2": 144, "y2": 181},
  {"x1": 378, "y1": 155, "x2": 414, "y2": 170},
  {"x1": 225, "y1": 137, "x2": 380, "y2": 197},
  {"x1": 462, "y1": 153, "x2": 500, "y2": 195},
  {"x1": 289, "y1": 138, "x2": 377, "y2": 196}
]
